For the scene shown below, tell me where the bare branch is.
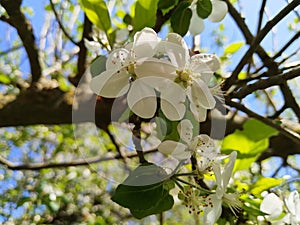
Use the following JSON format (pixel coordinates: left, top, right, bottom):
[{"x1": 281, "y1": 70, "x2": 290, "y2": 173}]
[
  {"x1": 0, "y1": 149, "x2": 157, "y2": 171},
  {"x1": 232, "y1": 67, "x2": 300, "y2": 99},
  {"x1": 223, "y1": 0, "x2": 300, "y2": 90},
  {"x1": 0, "y1": 0, "x2": 42, "y2": 85},
  {"x1": 49, "y1": 0, "x2": 78, "y2": 45}
]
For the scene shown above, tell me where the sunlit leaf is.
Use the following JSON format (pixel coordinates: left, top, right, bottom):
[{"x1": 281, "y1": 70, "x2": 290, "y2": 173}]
[
  {"x1": 224, "y1": 41, "x2": 244, "y2": 54},
  {"x1": 222, "y1": 118, "x2": 278, "y2": 171},
  {"x1": 250, "y1": 177, "x2": 283, "y2": 197},
  {"x1": 133, "y1": 0, "x2": 159, "y2": 31},
  {"x1": 80, "y1": 0, "x2": 111, "y2": 32}
]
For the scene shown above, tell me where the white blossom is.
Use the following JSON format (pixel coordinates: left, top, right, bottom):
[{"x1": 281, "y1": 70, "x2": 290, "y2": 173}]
[
  {"x1": 90, "y1": 27, "x2": 186, "y2": 120},
  {"x1": 202, "y1": 151, "x2": 242, "y2": 225},
  {"x1": 158, "y1": 119, "x2": 217, "y2": 161}
]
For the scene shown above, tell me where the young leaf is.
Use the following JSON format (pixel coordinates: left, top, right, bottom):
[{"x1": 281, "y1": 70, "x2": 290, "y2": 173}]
[
  {"x1": 196, "y1": 0, "x2": 212, "y2": 19},
  {"x1": 224, "y1": 41, "x2": 244, "y2": 55},
  {"x1": 133, "y1": 0, "x2": 159, "y2": 31},
  {"x1": 80, "y1": 0, "x2": 111, "y2": 32},
  {"x1": 170, "y1": 1, "x2": 192, "y2": 36},
  {"x1": 221, "y1": 118, "x2": 279, "y2": 171}
]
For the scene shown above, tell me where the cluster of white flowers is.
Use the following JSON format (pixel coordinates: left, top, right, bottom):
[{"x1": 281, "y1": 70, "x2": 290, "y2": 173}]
[
  {"x1": 260, "y1": 191, "x2": 300, "y2": 225},
  {"x1": 90, "y1": 27, "x2": 240, "y2": 224},
  {"x1": 90, "y1": 27, "x2": 221, "y2": 122}
]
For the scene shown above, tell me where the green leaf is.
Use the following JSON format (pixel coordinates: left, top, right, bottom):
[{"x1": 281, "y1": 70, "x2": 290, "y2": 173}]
[
  {"x1": 133, "y1": 0, "x2": 159, "y2": 31},
  {"x1": 80, "y1": 0, "x2": 111, "y2": 32},
  {"x1": 196, "y1": 0, "x2": 212, "y2": 19},
  {"x1": 0, "y1": 74, "x2": 11, "y2": 84},
  {"x1": 90, "y1": 55, "x2": 107, "y2": 78},
  {"x1": 250, "y1": 177, "x2": 283, "y2": 197},
  {"x1": 111, "y1": 163, "x2": 174, "y2": 219},
  {"x1": 170, "y1": 1, "x2": 192, "y2": 36},
  {"x1": 130, "y1": 192, "x2": 174, "y2": 219},
  {"x1": 224, "y1": 41, "x2": 244, "y2": 54},
  {"x1": 158, "y1": 0, "x2": 178, "y2": 9},
  {"x1": 221, "y1": 119, "x2": 279, "y2": 171}
]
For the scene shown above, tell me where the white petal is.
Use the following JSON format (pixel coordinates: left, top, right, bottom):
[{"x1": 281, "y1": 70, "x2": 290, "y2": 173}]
[
  {"x1": 159, "y1": 41, "x2": 189, "y2": 69},
  {"x1": 90, "y1": 70, "x2": 130, "y2": 97},
  {"x1": 260, "y1": 193, "x2": 283, "y2": 218},
  {"x1": 203, "y1": 194, "x2": 222, "y2": 225},
  {"x1": 166, "y1": 33, "x2": 189, "y2": 52},
  {"x1": 208, "y1": 0, "x2": 228, "y2": 22},
  {"x1": 192, "y1": 53, "x2": 221, "y2": 72},
  {"x1": 189, "y1": 97, "x2": 208, "y2": 122},
  {"x1": 190, "y1": 79, "x2": 216, "y2": 109},
  {"x1": 222, "y1": 151, "x2": 237, "y2": 187},
  {"x1": 134, "y1": 27, "x2": 158, "y2": 44},
  {"x1": 158, "y1": 141, "x2": 190, "y2": 160},
  {"x1": 285, "y1": 191, "x2": 300, "y2": 216},
  {"x1": 160, "y1": 81, "x2": 186, "y2": 121},
  {"x1": 189, "y1": 8, "x2": 205, "y2": 35},
  {"x1": 106, "y1": 48, "x2": 131, "y2": 70},
  {"x1": 127, "y1": 79, "x2": 157, "y2": 118},
  {"x1": 197, "y1": 134, "x2": 215, "y2": 153},
  {"x1": 135, "y1": 59, "x2": 177, "y2": 80},
  {"x1": 177, "y1": 119, "x2": 194, "y2": 144},
  {"x1": 133, "y1": 28, "x2": 159, "y2": 59}
]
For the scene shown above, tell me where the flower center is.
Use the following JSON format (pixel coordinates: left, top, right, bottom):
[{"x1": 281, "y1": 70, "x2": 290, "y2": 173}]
[
  {"x1": 177, "y1": 70, "x2": 190, "y2": 82},
  {"x1": 125, "y1": 62, "x2": 137, "y2": 81}
]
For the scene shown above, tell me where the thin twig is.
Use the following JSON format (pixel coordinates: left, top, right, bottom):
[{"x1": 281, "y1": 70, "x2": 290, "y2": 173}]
[
  {"x1": 49, "y1": 0, "x2": 78, "y2": 45},
  {"x1": 223, "y1": 0, "x2": 300, "y2": 90}
]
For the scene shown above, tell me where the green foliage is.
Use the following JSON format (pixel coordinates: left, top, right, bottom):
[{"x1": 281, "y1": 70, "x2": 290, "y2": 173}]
[
  {"x1": 111, "y1": 163, "x2": 174, "y2": 219},
  {"x1": 80, "y1": 0, "x2": 111, "y2": 33},
  {"x1": 196, "y1": 0, "x2": 212, "y2": 19},
  {"x1": 170, "y1": 1, "x2": 192, "y2": 36},
  {"x1": 222, "y1": 118, "x2": 278, "y2": 171},
  {"x1": 158, "y1": 0, "x2": 178, "y2": 10},
  {"x1": 133, "y1": 0, "x2": 159, "y2": 31}
]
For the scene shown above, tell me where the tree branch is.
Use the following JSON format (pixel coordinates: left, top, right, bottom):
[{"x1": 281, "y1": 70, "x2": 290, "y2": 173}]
[
  {"x1": 232, "y1": 67, "x2": 300, "y2": 99},
  {"x1": 0, "y1": 0, "x2": 42, "y2": 85},
  {"x1": 0, "y1": 149, "x2": 157, "y2": 171},
  {"x1": 49, "y1": 0, "x2": 78, "y2": 45},
  {"x1": 223, "y1": 0, "x2": 300, "y2": 90}
]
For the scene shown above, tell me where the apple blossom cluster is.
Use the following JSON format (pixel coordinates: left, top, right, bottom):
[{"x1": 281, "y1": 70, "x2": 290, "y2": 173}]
[{"x1": 90, "y1": 27, "x2": 241, "y2": 224}]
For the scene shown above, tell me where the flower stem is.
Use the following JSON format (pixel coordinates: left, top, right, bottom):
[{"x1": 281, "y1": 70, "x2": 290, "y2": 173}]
[{"x1": 131, "y1": 115, "x2": 147, "y2": 164}]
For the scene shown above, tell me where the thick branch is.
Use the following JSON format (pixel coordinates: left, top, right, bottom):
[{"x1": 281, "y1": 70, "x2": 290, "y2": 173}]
[
  {"x1": 69, "y1": 15, "x2": 93, "y2": 86},
  {"x1": 0, "y1": 0, "x2": 42, "y2": 84}
]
